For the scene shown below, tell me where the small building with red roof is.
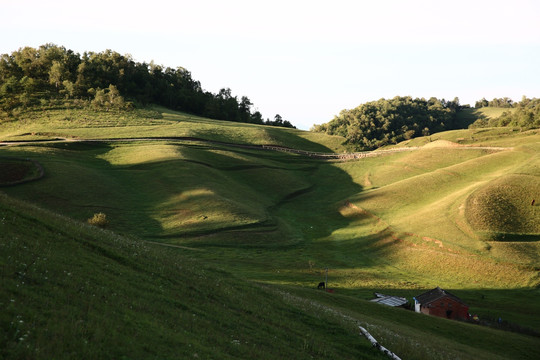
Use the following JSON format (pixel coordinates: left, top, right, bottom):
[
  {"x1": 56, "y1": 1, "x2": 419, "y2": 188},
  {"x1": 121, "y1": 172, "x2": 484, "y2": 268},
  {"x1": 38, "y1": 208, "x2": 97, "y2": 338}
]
[{"x1": 414, "y1": 287, "x2": 469, "y2": 320}]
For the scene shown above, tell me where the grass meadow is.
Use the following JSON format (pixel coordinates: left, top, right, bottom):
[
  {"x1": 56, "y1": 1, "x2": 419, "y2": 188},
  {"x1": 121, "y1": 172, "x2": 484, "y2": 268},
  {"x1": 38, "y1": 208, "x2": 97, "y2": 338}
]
[
  {"x1": 1, "y1": 106, "x2": 539, "y2": 359},
  {"x1": 0, "y1": 194, "x2": 388, "y2": 360}
]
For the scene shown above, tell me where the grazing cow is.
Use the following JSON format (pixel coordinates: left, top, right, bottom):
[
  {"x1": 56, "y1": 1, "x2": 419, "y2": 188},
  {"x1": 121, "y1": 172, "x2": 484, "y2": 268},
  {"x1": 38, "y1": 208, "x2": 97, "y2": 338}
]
[{"x1": 317, "y1": 282, "x2": 325, "y2": 289}]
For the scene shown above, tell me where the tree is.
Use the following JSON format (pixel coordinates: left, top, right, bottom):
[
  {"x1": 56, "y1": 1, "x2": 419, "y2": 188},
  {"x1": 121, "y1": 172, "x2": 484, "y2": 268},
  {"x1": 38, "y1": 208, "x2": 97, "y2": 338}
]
[
  {"x1": 239, "y1": 96, "x2": 252, "y2": 122},
  {"x1": 273, "y1": 114, "x2": 283, "y2": 126},
  {"x1": 91, "y1": 88, "x2": 107, "y2": 109},
  {"x1": 61, "y1": 80, "x2": 75, "y2": 99},
  {"x1": 250, "y1": 110, "x2": 263, "y2": 124},
  {"x1": 475, "y1": 98, "x2": 488, "y2": 108},
  {"x1": 49, "y1": 60, "x2": 64, "y2": 89},
  {"x1": 107, "y1": 84, "x2": 124, "y2": 108}
]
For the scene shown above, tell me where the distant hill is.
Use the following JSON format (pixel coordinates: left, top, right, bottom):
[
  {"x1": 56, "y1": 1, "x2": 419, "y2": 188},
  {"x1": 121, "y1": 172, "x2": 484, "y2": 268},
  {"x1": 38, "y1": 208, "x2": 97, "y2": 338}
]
[
  {"x1": 469, "y1": 99, "x2": 540, "y2": 129},
  {"x1": 313, "y1": 97, "x2": 539, "y2": 151},
  {"x1": 0, "y1": 44, "x2": 294, "y2": 128},
  {"x1": 312, "y1": 96, "x2": 461, "y2": 151}
]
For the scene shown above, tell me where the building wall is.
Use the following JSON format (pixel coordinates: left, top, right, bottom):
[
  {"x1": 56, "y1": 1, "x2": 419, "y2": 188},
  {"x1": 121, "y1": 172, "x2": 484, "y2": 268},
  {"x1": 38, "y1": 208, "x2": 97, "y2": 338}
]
[{"x1": 420, "y1": 296, "x2": 468, "y2": 320}]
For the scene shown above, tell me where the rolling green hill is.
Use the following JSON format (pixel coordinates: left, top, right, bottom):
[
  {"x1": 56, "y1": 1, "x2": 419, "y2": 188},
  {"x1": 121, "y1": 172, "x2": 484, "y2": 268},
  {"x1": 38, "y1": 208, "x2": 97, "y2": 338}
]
[
  {"x1": 0, "y1": 193, "x2": 388, "y2": 359},
  {"x1": 1, "y1": 106, "x2": 539, "y2": 359}
]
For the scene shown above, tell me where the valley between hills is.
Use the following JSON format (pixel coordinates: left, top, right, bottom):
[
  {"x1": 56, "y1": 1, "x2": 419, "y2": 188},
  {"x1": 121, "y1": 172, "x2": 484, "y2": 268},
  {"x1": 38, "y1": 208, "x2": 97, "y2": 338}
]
[{"x1": 1, "y1": 106, "x2": 539, "y2": 359}]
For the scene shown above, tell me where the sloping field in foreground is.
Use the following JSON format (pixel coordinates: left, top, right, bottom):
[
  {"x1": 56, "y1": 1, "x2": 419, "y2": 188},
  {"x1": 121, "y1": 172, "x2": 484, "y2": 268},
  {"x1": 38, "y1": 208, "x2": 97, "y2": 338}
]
[
  {"x1": 0, "y1": 193, "x2": 388, "y2": 360},
  {"x1": 1, "y1": 194, "x2": 539, "y2": 360},
  {"x1": 1, "y1": 108, "x2": 539, "y2": 359}
]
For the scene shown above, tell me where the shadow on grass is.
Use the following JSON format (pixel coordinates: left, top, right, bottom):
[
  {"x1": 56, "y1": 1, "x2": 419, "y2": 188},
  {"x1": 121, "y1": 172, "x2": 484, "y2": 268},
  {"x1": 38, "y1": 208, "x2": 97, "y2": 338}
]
[
  {"x1": 0, "y1": 134, "x2": 354, "y2": 245},
  {"x1": 454, "y1": 108, "x2": 488, "y2": 128},
  {"x1": 0, "y1": 141, "x2": 165, "y2": 237}
]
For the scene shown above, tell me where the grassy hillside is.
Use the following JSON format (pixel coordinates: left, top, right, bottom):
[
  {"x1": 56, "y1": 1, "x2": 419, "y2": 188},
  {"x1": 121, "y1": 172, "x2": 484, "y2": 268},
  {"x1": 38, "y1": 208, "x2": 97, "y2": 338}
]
[
  {"x1": 1, "y1": 106, "x2": 539, "y2": 359},
  {"x1": 0, "y1": 105, "x2": 347, "y2": 153},
  {"x1": 0, "y1": 193, "x2": 390, "y2": 360},
  {"x1": 2, "y1": 190, "x2": 539, "y2": 360}
]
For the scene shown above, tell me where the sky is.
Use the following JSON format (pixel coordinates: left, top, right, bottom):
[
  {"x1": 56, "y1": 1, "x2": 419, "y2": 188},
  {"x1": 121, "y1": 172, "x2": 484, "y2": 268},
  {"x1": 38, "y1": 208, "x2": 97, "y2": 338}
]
[{"x1": 1, "y1": 0, "x2": 540, "y2": 130}]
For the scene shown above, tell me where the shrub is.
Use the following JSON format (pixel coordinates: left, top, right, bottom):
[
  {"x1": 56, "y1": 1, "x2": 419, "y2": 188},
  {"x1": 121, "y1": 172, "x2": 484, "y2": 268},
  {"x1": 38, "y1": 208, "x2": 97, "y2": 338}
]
[{"x1": 87, "y1": 212, "x2": 109, "y2": 227}]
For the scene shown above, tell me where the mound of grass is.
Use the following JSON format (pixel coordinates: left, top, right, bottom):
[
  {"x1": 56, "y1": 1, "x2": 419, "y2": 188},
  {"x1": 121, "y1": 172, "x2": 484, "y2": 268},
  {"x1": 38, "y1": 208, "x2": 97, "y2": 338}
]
[
  {"x1": 465, "y1": 174, "x2": 540, "y2": 236},
  {"x1": 0, "y1": 157, "x2": 43, "y2": 186},
  {"x1": 87, "y1": 212, "x2": 109, "y2": 227}
]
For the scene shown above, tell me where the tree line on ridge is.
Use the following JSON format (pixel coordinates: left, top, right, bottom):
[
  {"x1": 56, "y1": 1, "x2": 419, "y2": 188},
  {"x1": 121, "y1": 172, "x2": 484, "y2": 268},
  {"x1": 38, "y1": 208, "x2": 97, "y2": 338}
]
[
  {"x1": 0, "y1": 44, "x2": 295, "y2": 128},
  {"x1": 312, "y1": 96, "x2": 539, "y2": 151}
]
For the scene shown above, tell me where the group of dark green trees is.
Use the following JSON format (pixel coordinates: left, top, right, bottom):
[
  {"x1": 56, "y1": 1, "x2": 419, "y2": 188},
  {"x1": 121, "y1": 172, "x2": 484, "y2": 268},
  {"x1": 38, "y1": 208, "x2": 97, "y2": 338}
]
[
  {"x1": 312, "y1": 96, "x2": 462, "y2": 150},
  {"x1": 474, "y1": 97, "x2": 515, "y2": 108},
  {"x1": 313, "y1": 95, "x2": 539, "y2": 150},
  {"x1": 0, "y1": 44, "x2": 295, "y2": 128}
]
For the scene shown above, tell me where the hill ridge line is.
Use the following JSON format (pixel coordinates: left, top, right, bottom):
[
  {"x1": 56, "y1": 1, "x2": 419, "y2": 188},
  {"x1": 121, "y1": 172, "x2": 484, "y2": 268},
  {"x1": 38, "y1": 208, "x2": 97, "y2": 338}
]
[{"x1": 0, "y1": 136, "x2": 512, "y2": 160}]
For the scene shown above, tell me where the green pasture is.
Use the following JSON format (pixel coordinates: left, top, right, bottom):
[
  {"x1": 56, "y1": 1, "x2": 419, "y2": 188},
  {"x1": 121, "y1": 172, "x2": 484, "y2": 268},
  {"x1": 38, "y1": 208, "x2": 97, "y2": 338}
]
[
  {"x1": 2, "y1": 193, "x2": 538, "y2": 359},
  {"x1": 1, "y1": 106, "x2": 539, "y2": 358},
  {"x1": 0, "y1": 106, "x2": 346, "y2": 153},
  {"x1": 0, "y1": 194, "x2": 388, "y2": 360}
]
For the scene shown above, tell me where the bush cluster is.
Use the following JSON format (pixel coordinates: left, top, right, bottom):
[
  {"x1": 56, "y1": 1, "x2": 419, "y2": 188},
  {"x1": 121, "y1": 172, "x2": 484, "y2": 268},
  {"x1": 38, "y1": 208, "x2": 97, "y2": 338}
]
[{"x1": 87, "y1": 212, "x2": 109, "y2": 228}]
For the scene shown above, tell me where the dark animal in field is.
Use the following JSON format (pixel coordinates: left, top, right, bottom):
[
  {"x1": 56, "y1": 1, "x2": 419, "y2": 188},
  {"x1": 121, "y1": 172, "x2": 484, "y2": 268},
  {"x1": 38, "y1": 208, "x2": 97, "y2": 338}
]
[
  {"x1": 532, "y1": 199, "x2": 536, "y2": 206},
  {"x1": 317, "y1": 282, "x2": 325, "y2": 289}
]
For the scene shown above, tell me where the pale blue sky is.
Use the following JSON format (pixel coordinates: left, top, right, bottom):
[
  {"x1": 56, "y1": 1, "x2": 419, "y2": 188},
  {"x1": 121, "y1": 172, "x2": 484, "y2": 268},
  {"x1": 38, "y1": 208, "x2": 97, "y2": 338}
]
[{"x1": 2, "y1": 0, "x2": 539, "y2": 129}]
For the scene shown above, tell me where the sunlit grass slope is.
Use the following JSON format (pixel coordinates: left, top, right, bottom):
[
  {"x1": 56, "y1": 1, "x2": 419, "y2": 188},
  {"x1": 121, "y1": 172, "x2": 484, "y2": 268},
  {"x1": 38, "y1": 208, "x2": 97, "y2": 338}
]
[
  {"x1": 344, "y1": 145, "x2": 539, "y2": 286},
  {"x1": 396, "y1": 127, "x2": 539, "y2": 148},
  {"x1": 1, "y1": 141, "x2": 318, "y2": 244},
  {"x1": 0, "y1": 193, "x2": 389, "y2": 360},
  {"x1": 0, "y1": 106, "x2": 347, "y2": 153},
  {"x1": 467, "y1": 174, "x2": 540, "y2": 236}
]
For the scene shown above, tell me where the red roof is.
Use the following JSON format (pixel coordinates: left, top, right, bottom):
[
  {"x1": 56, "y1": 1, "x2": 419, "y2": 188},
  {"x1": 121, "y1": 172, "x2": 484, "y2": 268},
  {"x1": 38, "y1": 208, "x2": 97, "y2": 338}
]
[{"x1": 415, "y1": 287, "x2": 467, "y2": 306}]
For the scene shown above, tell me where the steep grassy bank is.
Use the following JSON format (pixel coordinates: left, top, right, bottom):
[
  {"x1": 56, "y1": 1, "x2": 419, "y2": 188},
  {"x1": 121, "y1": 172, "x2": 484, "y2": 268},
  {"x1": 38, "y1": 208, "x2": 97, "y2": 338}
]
[
  {"x1": 0, "y1": 193, "x2": 388, "y2": 360},
  {"x1": 2, "y1": 194, "x2": 538, "y2": 360}
]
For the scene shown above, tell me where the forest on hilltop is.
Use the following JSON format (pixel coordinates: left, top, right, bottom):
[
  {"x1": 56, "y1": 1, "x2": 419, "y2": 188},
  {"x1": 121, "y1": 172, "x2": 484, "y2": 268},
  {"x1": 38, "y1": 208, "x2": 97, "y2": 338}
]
[
  {"x1": 313, "y1": 96, "x2": 540, "y2": 150},
  {"x1": 312, "y1": 96, "x2": 462, "y2": 150},
  {"x1": 0, "y1": 44, "x2": 295, "y2": 128}
]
